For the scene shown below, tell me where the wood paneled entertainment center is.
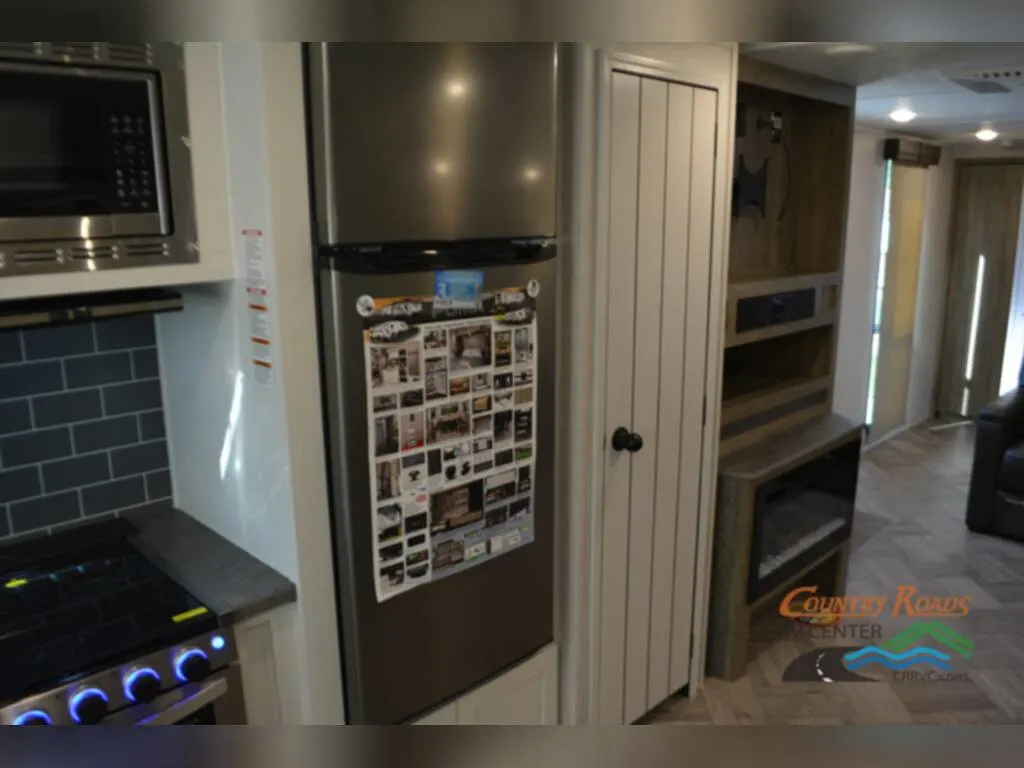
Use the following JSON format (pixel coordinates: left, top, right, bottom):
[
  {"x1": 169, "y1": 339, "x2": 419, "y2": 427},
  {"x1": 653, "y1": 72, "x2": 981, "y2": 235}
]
[{"x1": 707, "y1": 57, "x2": 862, "y2": 680}]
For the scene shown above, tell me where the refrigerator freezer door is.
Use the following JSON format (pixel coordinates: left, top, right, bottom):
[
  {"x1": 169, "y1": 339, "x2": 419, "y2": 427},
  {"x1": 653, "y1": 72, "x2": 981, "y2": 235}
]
[
  {"x1": 308, "y1": 43, "x2": 557, "y2": 245},
  {"x1": 319, "y1": 258, "x2": 556, "y2": 723}
]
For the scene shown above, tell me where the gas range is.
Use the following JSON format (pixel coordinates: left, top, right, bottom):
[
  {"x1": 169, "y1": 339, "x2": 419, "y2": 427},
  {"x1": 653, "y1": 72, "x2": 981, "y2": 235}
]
[{"x1": 0, "y1": 518, "x2": 238, "y2": 726}]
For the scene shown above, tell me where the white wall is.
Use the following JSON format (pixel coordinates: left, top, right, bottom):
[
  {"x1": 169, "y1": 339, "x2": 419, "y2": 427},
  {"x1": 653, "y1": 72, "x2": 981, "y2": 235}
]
[
  {"x1": 905, "y1": 148, "x2": 955, "y2": 425},
  {"x1": 833, "y1": 129, "x2": 885, "y2": 425},
  {"x1": 157, "y1": 43, "x2": 344, "y2": 725},
  {"x1": 952, "y1": 142, "x2": 1024, "y2": 161}
]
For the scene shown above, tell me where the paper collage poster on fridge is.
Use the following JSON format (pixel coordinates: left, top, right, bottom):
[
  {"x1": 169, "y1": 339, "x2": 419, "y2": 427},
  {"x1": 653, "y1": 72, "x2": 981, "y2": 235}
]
[{"x1": 362, "y1": 273, "x2": 540, "y2": 602}]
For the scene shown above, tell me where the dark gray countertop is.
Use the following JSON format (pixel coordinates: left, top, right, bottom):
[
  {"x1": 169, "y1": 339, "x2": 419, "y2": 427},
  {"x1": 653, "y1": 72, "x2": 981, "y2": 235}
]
[{"x1": 125, "y1": 504, "x2": 297, "y2": 625}]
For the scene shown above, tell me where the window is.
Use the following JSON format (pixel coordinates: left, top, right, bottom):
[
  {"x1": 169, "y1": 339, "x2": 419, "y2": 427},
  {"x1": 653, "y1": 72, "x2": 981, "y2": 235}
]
[
  {"x1": 961, "y1": 254, "x2": 986, "y2": 414},
  {"x1": 865, "y1": 159, "x2": 893, "y2": 427}
]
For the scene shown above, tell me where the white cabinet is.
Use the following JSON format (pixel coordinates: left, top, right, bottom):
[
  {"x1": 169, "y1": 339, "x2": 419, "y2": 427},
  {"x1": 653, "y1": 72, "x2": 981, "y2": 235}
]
[
  {"x1": 414, "y1": 644, "x2": 558, "y2": 725},
  {"x1": 232, "y1": 603, "x2": 303, "y2": 725},
  {"x1": 0, "y1": 43, "x2": 236, "y2": 301}
]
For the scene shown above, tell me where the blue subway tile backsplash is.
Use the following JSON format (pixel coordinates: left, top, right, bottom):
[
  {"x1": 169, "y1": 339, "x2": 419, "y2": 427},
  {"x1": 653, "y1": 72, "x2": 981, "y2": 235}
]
[
  {"x1": 0, "y1": 315, "x2": 172, "y2": 542},
  {"x1": 103, "y1": 380, "x2": 163, "y2": 416},
  {"x1": 9, "y1": 490, "x2": 84, "y2": 533},
  {"x1": 0, "y1": 428, "x2": 74, "y2": 468},
  {"x1": 65, "y1": 351, "x2": 133, "y2": 389},
  {"x1": 0, "y1": 400, "x2": 31, "y2": 436},
  {"x1": 0, "y1": 332, "x2": 22, "y2": 364},
  {"x1": 0, "y1": 466, "x2": 42, "y2": 504},
  {"x1": 0, "y1": 361, "x2": 64, "y2": 400},
  {"x1": 74, "y1": 414, "x2": 141, "y2": 454},
  {"x1": 32, "y1": 389, "x2": 104, "y2": 429},
  {"x1": 23, "y1": 323, "x2": 95, "y2": 360},
  {"x1": 96, "y1": 315, "x2": 156, "y2": 351},
  {"x1": 82, "y1": 476, "x2": 147, "y2": 517}
]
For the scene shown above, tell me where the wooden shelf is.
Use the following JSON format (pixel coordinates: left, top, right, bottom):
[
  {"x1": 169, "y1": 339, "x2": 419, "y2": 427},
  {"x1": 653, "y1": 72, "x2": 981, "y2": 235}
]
[
  {"x1": 728, "y1": 270, "x2": 840, "y2": 298},
  {"x1": 723, "y1": 271, "x2": 840, "y2": 349},
  {"x1": 725, "y1": 312, "x2": 836, "y2": 349},
  {"x1": 707, "y1": 58, "x2": 856, "y2": 683},
  {"x1": 721, "y1": 373, "x2": 831, "y2": 427},
  {"x1": 720, "y1": 412, "x2": 861, "y2": 483}
]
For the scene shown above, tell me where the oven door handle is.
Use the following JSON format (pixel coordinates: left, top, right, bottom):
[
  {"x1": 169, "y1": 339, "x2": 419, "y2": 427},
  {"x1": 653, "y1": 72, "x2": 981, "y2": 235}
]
[{"x1": 136, "y1": 678, "x2": 228, "y2": 725}]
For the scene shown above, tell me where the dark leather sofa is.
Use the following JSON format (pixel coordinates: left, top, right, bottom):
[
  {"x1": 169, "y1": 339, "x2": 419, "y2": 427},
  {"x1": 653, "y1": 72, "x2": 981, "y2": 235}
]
[{"x1": 966, "y1": 381, "x2": 1024, "y2": 541}]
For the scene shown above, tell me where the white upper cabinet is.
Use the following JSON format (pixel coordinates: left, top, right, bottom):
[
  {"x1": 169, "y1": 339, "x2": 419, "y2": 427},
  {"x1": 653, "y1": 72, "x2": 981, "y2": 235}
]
[{"x1": 0, "y1": 43, "x2": 235, "y2": 302}]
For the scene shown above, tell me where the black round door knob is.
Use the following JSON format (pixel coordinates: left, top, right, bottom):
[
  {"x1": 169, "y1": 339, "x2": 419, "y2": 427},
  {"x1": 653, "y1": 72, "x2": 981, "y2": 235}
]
[{"x1": 611, "y1": 427, "x2": 644, "y2": 453}]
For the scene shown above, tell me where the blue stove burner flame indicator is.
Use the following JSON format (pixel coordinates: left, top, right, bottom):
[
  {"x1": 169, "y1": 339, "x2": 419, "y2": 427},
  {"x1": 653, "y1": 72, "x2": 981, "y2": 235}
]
[
  {"x1": 13, "y1": 709, "x2": 52, "y2": 725},
  {"x1": 123, "y1": 667, "x2": 161, "y2": 702},
  {"x1": 69, "y1": 687, "x2": 108, "y2": 724},
  {"x1": 173, "y1": 648, "x2": 209, "y2": 682}
]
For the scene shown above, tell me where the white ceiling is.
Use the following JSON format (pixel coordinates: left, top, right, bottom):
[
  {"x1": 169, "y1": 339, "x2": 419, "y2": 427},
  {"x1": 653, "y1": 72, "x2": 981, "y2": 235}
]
[{"x1": 742, "y1": 43, "x2": 1024, "y2": 143}]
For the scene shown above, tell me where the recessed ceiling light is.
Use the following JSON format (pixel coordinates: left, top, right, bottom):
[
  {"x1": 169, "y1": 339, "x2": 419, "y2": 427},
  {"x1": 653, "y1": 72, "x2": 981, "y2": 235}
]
[
  {"x1": 889, "y1": 107, "x2": 917, "y2": 123},
  {"x1": 976, "y1": 125, "x2": 999, "y2": 142}
]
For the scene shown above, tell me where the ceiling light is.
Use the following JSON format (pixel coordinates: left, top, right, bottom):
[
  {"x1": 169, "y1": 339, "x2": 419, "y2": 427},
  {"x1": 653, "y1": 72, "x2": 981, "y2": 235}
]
[
  {"x1": 432, "y1": 159, "x2": 450, "y2": 176},
  {"x1": 976, "y1": 125, "x2": 999, "y2": 142},
  {"x1": 888, "y1": 107, "x2": 917, "y2": 123}
]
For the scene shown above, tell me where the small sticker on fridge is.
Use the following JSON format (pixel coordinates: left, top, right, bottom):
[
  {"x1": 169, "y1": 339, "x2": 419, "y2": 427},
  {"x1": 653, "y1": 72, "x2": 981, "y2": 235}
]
[
  {"x1": 356, "y1": 295, "x2": 376, "y2": 317},
  {"x1": 362, "y1": 282, "x2": 540, "y2": 603},
  {"x1": 434, "y1": 270, "x2": 484, "y2": 311}
]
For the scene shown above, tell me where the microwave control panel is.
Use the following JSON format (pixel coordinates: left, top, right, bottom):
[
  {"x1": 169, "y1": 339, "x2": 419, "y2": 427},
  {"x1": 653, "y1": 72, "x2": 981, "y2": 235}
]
[{"x1": 109, "y1": 113, "x2": 158, "y2": 213}]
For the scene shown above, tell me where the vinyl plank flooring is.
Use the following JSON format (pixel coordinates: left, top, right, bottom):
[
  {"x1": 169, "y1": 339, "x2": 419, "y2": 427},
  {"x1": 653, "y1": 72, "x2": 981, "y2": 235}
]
[{"x1": 652, "y1": 423, "x2": 1024, "y2": 726}]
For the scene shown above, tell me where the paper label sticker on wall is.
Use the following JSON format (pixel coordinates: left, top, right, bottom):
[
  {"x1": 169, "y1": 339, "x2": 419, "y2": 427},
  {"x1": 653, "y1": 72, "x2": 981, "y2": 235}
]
[
  {"x1": 363, "y1": 283, "x2": 539, "y2": 602},
  {"x1": 243, "y1": 228, "x2": 275, "y2": 387}
]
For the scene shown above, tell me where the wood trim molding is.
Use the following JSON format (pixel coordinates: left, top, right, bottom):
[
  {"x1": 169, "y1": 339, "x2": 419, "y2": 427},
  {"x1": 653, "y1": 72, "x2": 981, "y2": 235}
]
[{"x1": 738, "y1": 56, "x2": 855, "y2": 106}]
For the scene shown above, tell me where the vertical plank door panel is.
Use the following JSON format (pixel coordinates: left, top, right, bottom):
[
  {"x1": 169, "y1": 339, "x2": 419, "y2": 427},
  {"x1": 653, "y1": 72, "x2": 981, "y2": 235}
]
[
  {"x1": 598, "y1": 70, "x2": 641, "y2": 725},
  {"x1": 670, "y1": 85, "x2": 717, "y2": 692},
  {"x1": 623, "y1": 76, "x2": 669, "y2": 724},
  {"x1": 647, "y1": 82, "x2": 695, "y2": 710}
]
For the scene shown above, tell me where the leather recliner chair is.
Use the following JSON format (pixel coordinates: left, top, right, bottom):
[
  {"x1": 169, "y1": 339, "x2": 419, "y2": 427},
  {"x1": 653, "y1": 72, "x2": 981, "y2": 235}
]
[{"x1": 966, "y1": 367, "x2": 1024, "y2": 541}]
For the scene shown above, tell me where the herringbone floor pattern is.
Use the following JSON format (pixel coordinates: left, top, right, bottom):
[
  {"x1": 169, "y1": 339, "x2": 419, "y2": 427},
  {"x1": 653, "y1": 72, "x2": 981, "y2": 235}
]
[{"x1": 648, "y1": 423, "x2": 1024, "y2": 725}]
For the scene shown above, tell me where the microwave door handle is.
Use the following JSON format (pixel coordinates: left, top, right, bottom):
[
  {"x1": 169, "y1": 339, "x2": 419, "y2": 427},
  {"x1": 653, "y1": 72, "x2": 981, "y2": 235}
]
[{"x1": 135, "y1": 677, "x2": 228, "y2": 725}]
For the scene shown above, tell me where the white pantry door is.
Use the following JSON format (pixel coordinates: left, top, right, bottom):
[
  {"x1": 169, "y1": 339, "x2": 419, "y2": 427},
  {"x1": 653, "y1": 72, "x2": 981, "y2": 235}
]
[{"x1": 598, "y1": 70, "x2": 717, "y2": 725}]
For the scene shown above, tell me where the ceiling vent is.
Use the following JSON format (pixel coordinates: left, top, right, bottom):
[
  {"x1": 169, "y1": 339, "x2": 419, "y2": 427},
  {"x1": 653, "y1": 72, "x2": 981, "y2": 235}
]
[{"x1": 947, "y1": 67, "x2": 1024, "y2": 94}]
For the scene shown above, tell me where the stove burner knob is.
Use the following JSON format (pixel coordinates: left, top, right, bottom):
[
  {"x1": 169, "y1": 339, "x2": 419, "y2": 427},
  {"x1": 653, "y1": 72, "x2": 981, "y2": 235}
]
[
  {"x1": 173, "y1": 647, "x2": 211, "y2": 683},
  {"x1": 69, "y1": 687, "x2": 109, "y2": 725},
  {"x1": 124, "y1": 667, "x2": 162, "y2": 704},
  {"x1": 12, "y1": 709, "x2": 52, "y2": 726}
]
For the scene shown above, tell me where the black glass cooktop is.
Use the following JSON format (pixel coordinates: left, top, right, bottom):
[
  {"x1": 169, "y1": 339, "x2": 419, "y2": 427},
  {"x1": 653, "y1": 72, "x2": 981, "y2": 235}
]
[{"x1": 0, "y1": 519, "x2": 217, "y2": 704}]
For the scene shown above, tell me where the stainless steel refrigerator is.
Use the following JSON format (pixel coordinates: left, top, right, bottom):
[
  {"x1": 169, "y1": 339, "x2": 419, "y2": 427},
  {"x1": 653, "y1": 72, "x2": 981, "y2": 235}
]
[{"x1": 307, "y1": 43, "x2": 558, "y2": 724}]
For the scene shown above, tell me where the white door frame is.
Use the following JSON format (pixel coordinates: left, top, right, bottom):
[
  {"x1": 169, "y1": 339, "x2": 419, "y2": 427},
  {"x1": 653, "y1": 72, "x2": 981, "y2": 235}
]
[{"x1": 584, "y1": 47, "x2": 734, "y2": 723}]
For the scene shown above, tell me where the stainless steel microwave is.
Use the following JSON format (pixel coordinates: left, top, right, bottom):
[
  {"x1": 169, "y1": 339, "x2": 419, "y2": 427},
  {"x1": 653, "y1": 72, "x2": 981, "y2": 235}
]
[{"x1": 0, "y1": 43, "x2": 196, "y2": 278}]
